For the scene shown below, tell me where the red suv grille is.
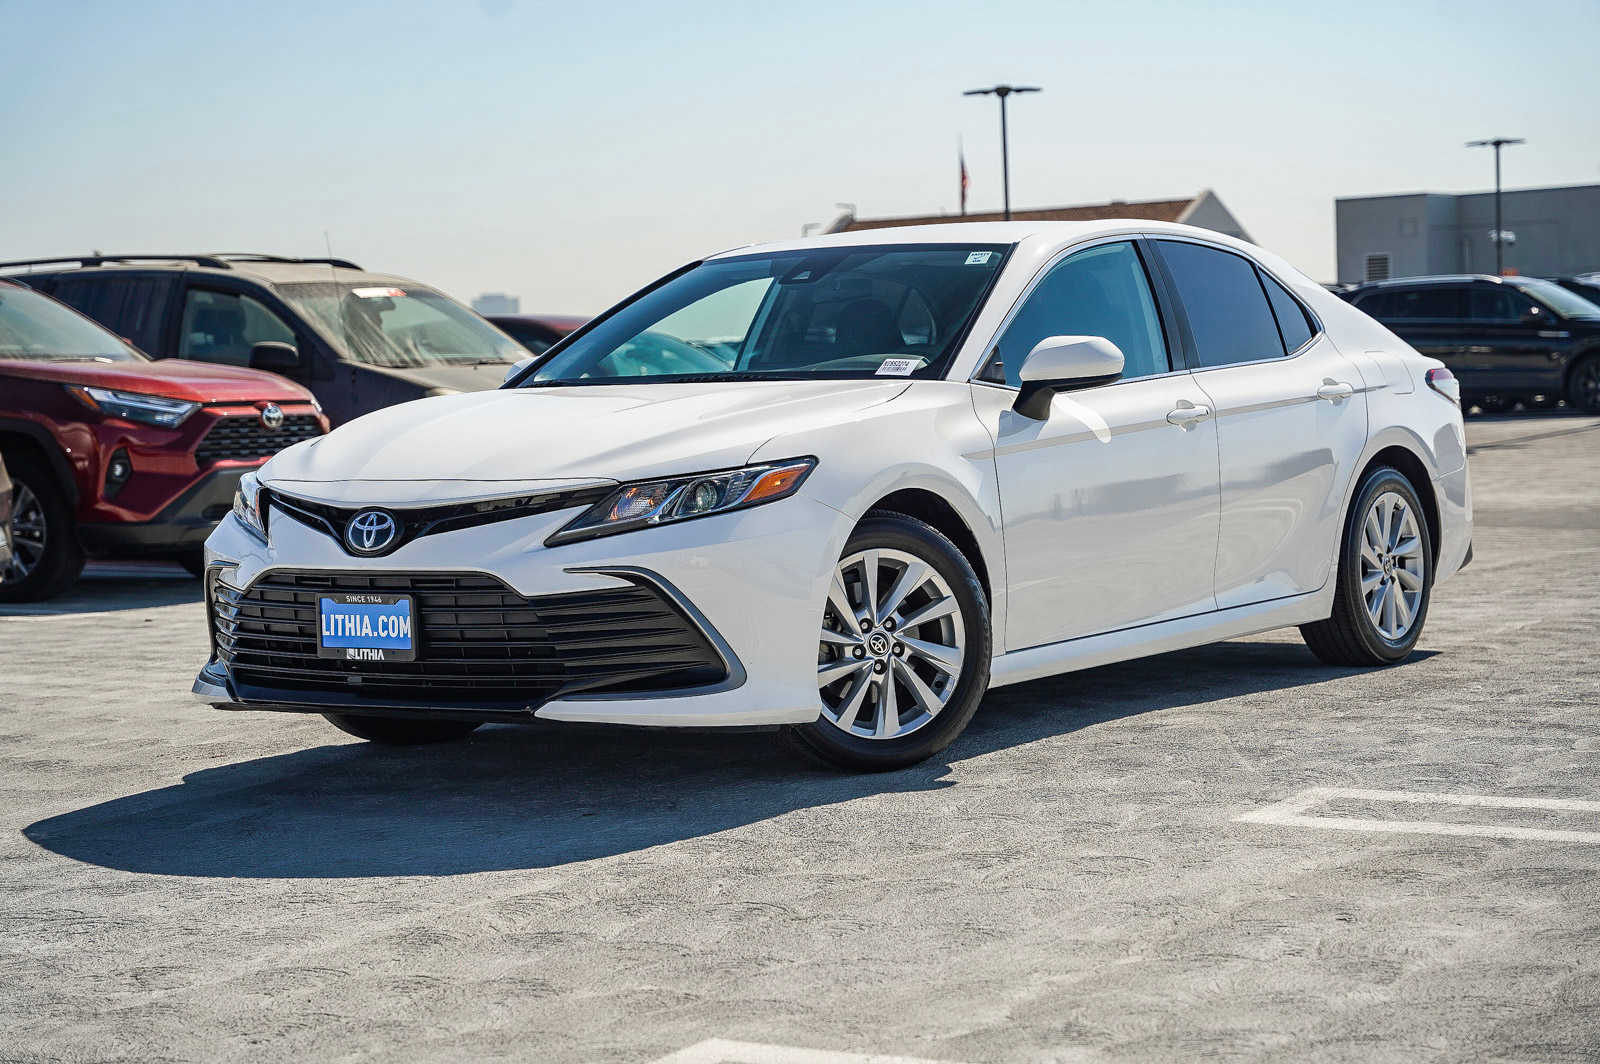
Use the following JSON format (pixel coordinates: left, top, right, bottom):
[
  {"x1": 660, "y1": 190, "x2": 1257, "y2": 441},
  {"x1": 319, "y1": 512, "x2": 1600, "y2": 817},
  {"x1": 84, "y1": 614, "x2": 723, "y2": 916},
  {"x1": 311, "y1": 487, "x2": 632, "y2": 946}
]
[{"x1": 194, "y1": 413, "x2": 321, "y2": 466}]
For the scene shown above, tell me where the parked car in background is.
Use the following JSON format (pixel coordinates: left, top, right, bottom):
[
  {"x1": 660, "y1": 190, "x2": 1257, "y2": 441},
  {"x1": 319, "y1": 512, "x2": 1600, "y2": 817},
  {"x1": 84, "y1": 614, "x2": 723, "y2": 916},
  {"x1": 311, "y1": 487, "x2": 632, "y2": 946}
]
[
  {"x1": 0, "y1": 279, "x2": 327, "y2": 601},
  {"x1": 486, "y1": 313, "x2": 587, "y2": 354},
  {"x1": 1343, "y1": 275, "x2": 1600, "y2": 412},
  {"x1": 0, "y1": 254, "x2": 529, "y2": 426},
  {"x1": 195, "y1": 221, "x2": 1471, "y2": 770},
  {"x1": 0, "y1": 453, "x2": 12, "y2": 583},
  {"x1": 1553, "y1": 273, "x2": 1600, "y2": 308}
]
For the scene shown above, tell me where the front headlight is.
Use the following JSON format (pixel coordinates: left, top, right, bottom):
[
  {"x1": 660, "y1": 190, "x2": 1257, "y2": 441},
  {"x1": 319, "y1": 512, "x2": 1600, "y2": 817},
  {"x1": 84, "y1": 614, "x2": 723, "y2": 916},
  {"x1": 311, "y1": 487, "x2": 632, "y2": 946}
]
[
  {"x1": 546, "y1": 458, "x2": 816, "y2": 546},
  {"x1": 231, "y1": 470, "x2": 267, "y2": 542},
  {"x1": 64, "y1": 385, "x2": 199, "y2": 427}
]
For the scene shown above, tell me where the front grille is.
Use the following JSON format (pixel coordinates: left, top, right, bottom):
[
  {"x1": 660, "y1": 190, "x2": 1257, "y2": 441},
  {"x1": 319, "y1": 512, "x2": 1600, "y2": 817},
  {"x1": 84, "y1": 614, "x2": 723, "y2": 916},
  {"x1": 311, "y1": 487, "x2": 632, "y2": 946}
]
[
  {"x1": 211, "y1": 569, "x2": 726, "y2": 707},
  {"x1": 269, "y1": 484, "x2": 611, "y2": 556},
  {"x1": 195, "y1": 414, "x2": 322, "y2": 466}
]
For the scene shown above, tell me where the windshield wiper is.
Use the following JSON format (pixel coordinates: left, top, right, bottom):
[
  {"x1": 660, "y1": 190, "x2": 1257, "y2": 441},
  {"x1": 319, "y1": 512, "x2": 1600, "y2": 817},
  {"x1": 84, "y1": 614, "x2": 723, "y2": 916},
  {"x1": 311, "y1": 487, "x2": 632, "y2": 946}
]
[{"x1": 521, "y1": 372, "x2": 810, "y2": 387}]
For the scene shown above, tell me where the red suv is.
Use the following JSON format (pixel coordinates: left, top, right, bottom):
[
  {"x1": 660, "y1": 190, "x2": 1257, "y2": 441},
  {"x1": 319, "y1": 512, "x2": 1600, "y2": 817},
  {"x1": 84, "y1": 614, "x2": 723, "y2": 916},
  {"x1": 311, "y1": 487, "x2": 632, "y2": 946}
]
[{"x1": 0, "y1": 280, "x2": 327, "y2": 601}]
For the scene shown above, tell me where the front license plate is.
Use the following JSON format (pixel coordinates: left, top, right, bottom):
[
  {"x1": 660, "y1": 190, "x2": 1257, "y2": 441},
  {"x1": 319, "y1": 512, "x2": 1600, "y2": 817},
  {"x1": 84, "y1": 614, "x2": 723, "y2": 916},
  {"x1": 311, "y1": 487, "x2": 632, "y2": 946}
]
[{"x1": 317, "y1": 593, "x2": 416, "y2": 662}]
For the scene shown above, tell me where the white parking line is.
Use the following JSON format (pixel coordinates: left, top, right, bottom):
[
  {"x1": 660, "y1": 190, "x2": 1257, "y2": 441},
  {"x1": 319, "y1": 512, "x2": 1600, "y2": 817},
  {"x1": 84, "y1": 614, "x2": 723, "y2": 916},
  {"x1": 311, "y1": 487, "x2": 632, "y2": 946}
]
[
  {"x1": 1236, "y1": 786, "x2": 1600, "y2": 843},
  {"x1": 649, "y1": 1039, "x2": 973, "y2": 1064}
]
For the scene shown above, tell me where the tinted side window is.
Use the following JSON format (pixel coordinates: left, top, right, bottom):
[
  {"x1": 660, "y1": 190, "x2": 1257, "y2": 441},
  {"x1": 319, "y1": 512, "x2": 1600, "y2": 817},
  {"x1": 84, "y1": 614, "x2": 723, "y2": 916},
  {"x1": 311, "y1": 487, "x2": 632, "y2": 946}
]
[
  {"x1": 991, "y1": 241, "x2": 1168, "y2": 387},
  {"x1": 178, "y1": 288, "x2": 295, "y2": 367},
  {"x1": 1356, "y1": 290, "x2": 1396, "y2": 318},
  {"x1": 1156, "y1": 240, "x2": 1283, "y2": 368},
  {"x1": 47, "y1": 276, "x2": 172, "y2": 352},
  {"x1": 1390, "y1": 287, "x2": 1466, "y2": 319},
  {"x1": 1258, "y1": 269, "x2": 1314, "y2": 352}
]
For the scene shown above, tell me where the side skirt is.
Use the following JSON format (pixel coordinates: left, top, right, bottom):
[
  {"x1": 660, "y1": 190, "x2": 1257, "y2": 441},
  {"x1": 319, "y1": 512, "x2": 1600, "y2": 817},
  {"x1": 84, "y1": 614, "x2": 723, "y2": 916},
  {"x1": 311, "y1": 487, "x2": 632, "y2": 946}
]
[{"x1": 988, "y1": 588, "x2": 1332, "y2": 690}]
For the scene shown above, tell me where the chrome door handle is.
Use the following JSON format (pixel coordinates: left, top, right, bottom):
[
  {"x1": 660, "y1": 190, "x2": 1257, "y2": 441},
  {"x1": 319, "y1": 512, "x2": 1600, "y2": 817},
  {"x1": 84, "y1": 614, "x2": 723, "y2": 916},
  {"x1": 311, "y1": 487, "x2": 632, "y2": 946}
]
[
  {"x1": 1316, "y1": 380, "x2": 1355, "y2": 402},
  {"x1": 1166, "y1": 403, "x2": 1212, "y2": 428}
]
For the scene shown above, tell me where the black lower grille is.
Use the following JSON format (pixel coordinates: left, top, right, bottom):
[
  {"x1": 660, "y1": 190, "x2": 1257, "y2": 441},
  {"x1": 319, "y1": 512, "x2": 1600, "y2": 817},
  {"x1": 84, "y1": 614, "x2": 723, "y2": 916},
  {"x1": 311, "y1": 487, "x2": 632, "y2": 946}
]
[
  {"x1": 195, "y1": 414, "x2": 322, "y2": 466},
  {"x1": 211, "y1": 570, "x2": 727, "y2": 707}
]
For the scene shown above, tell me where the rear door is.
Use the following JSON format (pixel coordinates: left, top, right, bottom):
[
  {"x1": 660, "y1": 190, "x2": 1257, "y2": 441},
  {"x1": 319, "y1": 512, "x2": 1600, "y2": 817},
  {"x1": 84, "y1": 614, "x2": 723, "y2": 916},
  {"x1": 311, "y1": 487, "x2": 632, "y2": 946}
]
[{"x1": 1152, "y1": 239, "x2": 1368, "y2": 609}]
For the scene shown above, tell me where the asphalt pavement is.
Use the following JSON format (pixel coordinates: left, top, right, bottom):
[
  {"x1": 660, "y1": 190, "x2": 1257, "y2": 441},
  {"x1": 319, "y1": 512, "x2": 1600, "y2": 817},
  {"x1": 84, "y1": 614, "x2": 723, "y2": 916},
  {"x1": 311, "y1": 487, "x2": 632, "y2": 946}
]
[{"x1": 2, "y1": 412, "x2": 1597, "y2": 1063}]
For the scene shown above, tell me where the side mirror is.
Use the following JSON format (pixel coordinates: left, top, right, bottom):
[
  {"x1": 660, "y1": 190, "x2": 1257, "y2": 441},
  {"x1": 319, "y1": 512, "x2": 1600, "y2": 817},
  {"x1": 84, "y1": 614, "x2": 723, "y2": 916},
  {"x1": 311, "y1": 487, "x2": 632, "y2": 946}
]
[
  {"x1": 1013, "y1": 335, "x2": 1125, "y2": 419},
  {"x1": 249, "y1": 341, "x2": 301, "y2": 375},
  {"x1": 503, "y1": 355, "x2": 535, "y2": 385}
]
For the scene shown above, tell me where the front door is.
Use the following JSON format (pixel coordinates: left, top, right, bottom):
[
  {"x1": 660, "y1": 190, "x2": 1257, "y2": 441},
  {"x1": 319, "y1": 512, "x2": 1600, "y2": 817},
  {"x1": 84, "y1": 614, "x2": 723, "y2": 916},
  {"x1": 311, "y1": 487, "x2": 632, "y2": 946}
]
[{"x1": 972, "y1": 240, "x2": 1221, "y2": 651}]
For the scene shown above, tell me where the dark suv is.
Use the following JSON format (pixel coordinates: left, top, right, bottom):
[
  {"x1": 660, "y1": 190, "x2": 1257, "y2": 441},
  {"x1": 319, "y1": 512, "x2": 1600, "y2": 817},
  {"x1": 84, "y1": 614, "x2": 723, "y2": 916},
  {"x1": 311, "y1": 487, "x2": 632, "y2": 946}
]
[
  {"x1": 1343, "y1": 275, "x2": 1600, "y2": 412},
  {"x1": 0, "y1": 254, "x2": 529, "y2": 426}
]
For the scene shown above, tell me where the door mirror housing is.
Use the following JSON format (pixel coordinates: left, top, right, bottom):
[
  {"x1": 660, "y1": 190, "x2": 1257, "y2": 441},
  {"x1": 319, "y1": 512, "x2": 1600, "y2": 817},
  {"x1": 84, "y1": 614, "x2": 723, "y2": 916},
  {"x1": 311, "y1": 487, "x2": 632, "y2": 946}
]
[
  {"x1": 503, "y1": 355, "x2": 536, "y2": 385},
  {"x1": 249, "y1": 341, "x2": 301, "y2": 375},
  {"x1": 1013, "y1": 335, "x2": 1125, "y2": 419}
]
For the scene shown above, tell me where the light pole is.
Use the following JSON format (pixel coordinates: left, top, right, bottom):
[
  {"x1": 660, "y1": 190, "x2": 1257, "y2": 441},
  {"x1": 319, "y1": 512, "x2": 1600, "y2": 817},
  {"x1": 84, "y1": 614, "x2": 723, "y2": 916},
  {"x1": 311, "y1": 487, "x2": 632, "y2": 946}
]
[
  {"x1": 1466, "y1": 137, "x2": 1524, "y2": 275},
  {"x1": 963, "y1": 84, "x2": 1040, "y2": 221}
]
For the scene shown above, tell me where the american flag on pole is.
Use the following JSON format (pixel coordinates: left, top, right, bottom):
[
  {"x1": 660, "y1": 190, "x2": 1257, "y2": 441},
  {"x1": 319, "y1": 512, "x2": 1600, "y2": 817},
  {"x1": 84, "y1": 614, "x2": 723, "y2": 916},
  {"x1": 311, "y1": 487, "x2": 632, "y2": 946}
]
[{"x1": 959, "y1": 141, "x2": 970, "y2": 215}]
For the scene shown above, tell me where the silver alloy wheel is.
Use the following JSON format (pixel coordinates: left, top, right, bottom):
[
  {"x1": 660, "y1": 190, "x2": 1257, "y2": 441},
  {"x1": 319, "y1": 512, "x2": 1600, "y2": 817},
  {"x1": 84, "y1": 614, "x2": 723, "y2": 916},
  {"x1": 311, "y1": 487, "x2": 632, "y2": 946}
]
[
  {"x1": 5, "y1": 483, "x2": 46, "y2": 583},
  {"x1": 817, "y1": 547, "x2": 966, "y2": 740},
  {"x1": 1360, "y1": 490, "x2": 1425, "y2": 641}
]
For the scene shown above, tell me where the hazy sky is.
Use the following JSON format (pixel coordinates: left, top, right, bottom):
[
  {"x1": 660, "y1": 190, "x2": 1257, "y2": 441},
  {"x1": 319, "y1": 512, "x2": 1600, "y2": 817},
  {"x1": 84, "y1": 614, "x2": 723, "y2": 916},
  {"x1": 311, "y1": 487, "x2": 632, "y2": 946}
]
[{"x1": 3, "y1": 0, "x2": 1597, "y2": 311}]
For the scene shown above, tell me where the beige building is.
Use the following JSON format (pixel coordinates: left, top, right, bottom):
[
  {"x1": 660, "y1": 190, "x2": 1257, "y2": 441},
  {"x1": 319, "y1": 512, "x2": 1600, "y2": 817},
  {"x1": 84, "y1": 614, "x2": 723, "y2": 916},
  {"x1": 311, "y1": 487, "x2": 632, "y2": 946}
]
[{"x1": 824, "y1": 189, "x2": 1251, "y2": 240}]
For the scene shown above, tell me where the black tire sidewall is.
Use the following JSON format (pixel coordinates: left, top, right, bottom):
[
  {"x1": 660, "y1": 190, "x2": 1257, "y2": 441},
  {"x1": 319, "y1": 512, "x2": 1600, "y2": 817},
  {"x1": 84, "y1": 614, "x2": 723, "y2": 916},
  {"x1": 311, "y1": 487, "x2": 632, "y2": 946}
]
[
  {"x1": 788, "y1": 514, "x2": 991, "y2": 771},
  {"x1": 1567, "y1": 353, "x2": 1600, "y2": 414},
  {"x1": 0, "y1": 455, "x2": 83, "y2": 603},
  {"x1": 1338, "y1": 467, "x2": 1433, "y2": 663}
]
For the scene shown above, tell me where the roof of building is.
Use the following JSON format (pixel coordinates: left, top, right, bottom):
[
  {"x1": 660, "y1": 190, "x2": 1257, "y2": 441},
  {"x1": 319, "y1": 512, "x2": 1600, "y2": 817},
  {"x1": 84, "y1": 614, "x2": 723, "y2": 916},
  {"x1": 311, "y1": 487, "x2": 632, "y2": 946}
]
[{"x1": 828, "y1": 195, "x2": 1204, "y2": 233}]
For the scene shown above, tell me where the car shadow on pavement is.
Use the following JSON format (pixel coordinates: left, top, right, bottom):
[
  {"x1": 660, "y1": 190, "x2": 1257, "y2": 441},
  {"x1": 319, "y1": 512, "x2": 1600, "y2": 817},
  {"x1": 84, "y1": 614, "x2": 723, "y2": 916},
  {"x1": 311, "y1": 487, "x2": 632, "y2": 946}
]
[
  {"x1": 23, "y1": 639, "x2": 1435, "y2": 879},
  {"x1": 0, "y1": 565, "x2": 201, "y2": 616}
]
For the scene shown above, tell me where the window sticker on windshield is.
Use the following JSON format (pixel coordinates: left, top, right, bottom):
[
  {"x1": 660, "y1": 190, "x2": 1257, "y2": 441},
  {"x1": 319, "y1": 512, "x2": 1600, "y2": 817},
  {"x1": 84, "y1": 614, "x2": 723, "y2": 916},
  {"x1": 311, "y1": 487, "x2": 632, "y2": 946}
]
[
  {"x1": 965, "y1": 251, "x2": 994, "y2": 265},
  {"x1": 352, "y1": 287, "x2": 406, "y2": 298},
  {"x1": 876, "y1": 357, "x2": 919, "y2": 377}
]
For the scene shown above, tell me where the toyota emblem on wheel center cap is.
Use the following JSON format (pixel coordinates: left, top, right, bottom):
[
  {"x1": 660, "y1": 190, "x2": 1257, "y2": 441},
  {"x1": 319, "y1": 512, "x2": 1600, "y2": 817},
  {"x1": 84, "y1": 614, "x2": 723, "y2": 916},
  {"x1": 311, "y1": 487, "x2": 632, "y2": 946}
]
[
  {"x1": 260, "y1": 403, "x2": 285, "y2": 430},
  {"x1": 344, "y1": 510, "x2": 399, "y2": 555}
]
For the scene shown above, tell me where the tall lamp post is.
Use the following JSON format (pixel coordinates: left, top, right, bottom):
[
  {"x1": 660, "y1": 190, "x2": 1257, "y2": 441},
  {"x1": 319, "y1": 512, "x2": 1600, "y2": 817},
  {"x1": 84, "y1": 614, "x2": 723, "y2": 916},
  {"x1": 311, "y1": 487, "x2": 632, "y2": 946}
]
[
  {"x1": 1466, "y1": 137, "x2": 1524, "y2": 275},
  {"x1": 963, "y1": 84, "x2": 1040, "y2": 220}
]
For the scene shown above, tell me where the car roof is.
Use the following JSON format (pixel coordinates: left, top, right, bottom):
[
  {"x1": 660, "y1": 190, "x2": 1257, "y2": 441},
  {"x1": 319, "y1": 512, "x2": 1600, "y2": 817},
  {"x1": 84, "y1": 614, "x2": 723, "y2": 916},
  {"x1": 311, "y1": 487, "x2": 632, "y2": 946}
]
[
  {"x1": 704, "y1": 219, "x2": 1254, "y2": 259},
  {"x1": 0, "y1": 254, "x2": 420, "y2": 290},
  {"x1": 1351, "y1": 274, "x2": 1507, "y2": 290}
]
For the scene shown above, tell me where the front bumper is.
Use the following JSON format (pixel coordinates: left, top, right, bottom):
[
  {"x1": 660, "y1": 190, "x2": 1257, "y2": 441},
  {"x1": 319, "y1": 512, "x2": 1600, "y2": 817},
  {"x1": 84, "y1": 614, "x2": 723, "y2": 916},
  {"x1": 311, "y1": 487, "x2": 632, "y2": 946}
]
[
  {"x1": 79, "y1": 466, "x2": 248, "y2": 557},
  {"x1": 193, "y1": 490, "x2": 850, "y2": 727}
]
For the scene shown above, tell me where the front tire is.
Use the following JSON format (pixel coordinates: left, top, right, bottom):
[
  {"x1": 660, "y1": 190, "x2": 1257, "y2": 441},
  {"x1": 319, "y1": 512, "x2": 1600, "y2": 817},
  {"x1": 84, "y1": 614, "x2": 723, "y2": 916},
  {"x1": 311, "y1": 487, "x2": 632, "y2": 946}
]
[
  {"x1": 323, "y1": 713, "x2": 482, "y2": 745},
  {"x1": 0, "y1": 453, "x2": 85, "y2": 603},
  {"x1": 1300, "y1": 466, "x2": 1433, "y2": 666},
  {"x1": 783, "y1": 513, "x2": 991, "y2": 771}
]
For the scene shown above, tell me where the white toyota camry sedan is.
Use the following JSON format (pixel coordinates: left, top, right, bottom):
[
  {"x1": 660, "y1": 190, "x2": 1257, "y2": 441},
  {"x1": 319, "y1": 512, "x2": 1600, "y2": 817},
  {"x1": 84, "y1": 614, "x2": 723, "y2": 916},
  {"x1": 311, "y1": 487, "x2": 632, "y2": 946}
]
[{"x1": 195, "y1": 221, "x2": 1472, "y2": 770}]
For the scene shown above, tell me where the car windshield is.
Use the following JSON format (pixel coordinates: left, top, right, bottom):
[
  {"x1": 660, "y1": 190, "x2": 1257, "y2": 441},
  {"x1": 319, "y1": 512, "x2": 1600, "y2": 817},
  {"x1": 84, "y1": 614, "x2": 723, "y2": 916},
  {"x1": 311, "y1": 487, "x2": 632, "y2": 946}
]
[
  {"x1": 0, "y1": 286, "x2": 140, "y2": 362},
  {"x1": 1509, "y1": 278, "x2": 1600, "y2": 320},
  {"x1": 525, "y1": 243, "x2": 1009, "y2": 385},
  {"x1": 278, "y1": 282, "x2": 526, "y2": 368}
]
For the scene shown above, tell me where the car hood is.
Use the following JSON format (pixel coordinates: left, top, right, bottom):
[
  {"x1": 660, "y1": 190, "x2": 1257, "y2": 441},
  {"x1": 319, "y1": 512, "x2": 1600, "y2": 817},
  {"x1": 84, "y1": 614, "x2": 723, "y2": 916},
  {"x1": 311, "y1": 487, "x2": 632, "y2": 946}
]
[
  {"x1": 264, "y1": 380, "x2": 909, "y2": 497},
  {"x1": 0, "y1": 357, "x2": 313, "y2": 403}
]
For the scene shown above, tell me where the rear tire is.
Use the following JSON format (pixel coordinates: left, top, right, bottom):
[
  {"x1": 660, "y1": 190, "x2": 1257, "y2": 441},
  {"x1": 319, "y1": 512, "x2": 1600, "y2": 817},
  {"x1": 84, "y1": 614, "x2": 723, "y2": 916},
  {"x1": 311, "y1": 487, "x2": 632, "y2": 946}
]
[
  {"x1": 323, "y1": 714, "x2": 482, "y2": 745},
  {"x1": 1300, "y1": 466, "x2": 1433, "y2": 667},
  {"x1": 782, "y1": 513, "x2": 991, "y2": 772},
  {"x1": 1566, "y1": 354, "x2": 1600, "y2": 414},
  {"x1": 0, "y1": 452, "x2": 84, "y2": 603}
]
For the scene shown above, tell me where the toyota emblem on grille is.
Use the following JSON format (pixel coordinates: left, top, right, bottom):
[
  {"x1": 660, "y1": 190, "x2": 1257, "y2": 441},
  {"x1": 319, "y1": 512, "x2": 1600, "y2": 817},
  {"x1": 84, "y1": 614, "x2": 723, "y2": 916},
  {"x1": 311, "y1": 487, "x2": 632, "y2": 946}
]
[
  {"x1": 260, "y1": 403, "x2": 285, "y2": 430},
  {"x1": 344, "y1": 510, "x2": 399, "y2": 555}
]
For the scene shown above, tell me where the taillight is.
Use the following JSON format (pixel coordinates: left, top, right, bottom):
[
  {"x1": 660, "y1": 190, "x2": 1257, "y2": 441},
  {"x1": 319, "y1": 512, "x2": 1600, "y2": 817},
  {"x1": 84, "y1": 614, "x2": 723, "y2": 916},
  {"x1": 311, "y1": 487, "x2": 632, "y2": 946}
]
[{"x1": 1426, "y1": 367, "x2": 1460, "y2": 406}]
